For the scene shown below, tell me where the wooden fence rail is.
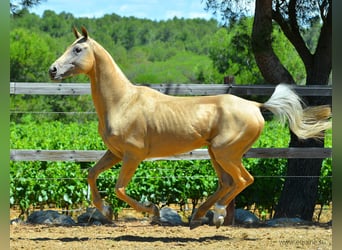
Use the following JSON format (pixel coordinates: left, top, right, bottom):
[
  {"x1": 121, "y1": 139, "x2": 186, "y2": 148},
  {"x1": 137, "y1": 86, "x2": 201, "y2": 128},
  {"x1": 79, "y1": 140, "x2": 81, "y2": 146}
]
[
  {"x1": 10, "y1": 148, "x2": 332, "y2": 162},
  {"x1": 10, "y1": 82, "x2": 332, "y2": 162},
  {"x1": 10, "y1": 82, "x2": 332, "y2": 96}
]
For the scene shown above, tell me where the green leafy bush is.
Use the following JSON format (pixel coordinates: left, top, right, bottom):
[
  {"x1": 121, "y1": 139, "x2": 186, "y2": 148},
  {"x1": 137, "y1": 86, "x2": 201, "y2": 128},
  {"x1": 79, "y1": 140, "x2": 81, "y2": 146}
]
[{"x1": 10, "y1": 161, "x2": 89, "y2": 216}]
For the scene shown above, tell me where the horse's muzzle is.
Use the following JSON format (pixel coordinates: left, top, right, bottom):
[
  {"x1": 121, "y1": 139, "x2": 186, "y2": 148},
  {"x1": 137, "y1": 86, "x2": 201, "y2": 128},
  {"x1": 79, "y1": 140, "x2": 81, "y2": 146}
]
[
  {"x1": 49, "y1": 65, "x2": 58, "y2": 80},
  {"x1": 49, "y1": 63, "x2": 75, "y2": 81}
]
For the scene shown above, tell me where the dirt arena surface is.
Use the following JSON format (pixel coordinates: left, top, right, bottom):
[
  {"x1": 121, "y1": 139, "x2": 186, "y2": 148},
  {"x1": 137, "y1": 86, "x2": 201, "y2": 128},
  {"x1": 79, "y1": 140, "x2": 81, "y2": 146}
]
[
  {"x1": 10, "y1": 222, "x2": 332, "y2": 249},
  {"x1": 10, "y1": 208, "x2": 332, "y2": 250}
]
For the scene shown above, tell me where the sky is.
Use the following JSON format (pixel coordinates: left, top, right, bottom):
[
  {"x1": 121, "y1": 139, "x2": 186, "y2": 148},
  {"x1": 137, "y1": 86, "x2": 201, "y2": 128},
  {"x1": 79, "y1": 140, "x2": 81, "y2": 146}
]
[{"x1": 31, "y1": 0, "x2": 218, "y2": 21}]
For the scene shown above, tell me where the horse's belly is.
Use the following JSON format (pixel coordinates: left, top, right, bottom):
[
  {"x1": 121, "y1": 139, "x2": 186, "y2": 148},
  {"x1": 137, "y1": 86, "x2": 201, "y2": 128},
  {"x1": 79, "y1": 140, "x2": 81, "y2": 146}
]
[{"x1": 145, "y1": 134, "x2": 207, "y2": 158}]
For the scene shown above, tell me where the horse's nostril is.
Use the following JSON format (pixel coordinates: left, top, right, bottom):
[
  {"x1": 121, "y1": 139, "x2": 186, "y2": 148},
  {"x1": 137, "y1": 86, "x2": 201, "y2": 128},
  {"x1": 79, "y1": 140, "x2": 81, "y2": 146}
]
[
  {"x1": 49, "y1": 66, "x2": 57, "y2": 78},
  {"x1": 50, "y1": 66, "x2": 57, "y2": 73}
]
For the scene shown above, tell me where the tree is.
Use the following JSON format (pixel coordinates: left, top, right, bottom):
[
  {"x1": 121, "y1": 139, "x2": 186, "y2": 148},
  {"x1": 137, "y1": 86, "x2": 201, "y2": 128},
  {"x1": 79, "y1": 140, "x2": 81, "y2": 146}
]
[
  {"x1": 208, "y1": 18, "x2": 264, "y2": 84},
  {"x1": 205, "y1": 0, "x2": 331, "y2": 221},
  {"x1": 10, "y1": 28, "x2": 57, "y2": 82},
  {"x1": 40, "y1": 10, "x2": 71, "y2": 38},
  {"x1": 10, "y1": 0, "x2": 43, "y2": 16},
  {"x1": 208, "y1": 16, "x2": 305, "y2": 84},
  {"x1": 251, "y1": 0, "x2": 295, "y2": 84}
]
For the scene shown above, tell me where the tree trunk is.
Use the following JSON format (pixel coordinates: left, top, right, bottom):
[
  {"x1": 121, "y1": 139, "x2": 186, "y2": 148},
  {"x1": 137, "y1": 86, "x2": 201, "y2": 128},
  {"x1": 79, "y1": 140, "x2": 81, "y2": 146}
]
[
  {"x1": 251, "y1": 0, "x2": 331, "y2": 221},
  {"x1": 251, "y1": 0, "x2": 295, "y2": 84},
  {"x1": 273, "y1": 133, "x2": 324, "y2": 220},
  {"x1": 274, "y1": 1, "x2": 331, "y2": 220},
  {"x1": 274, "y1": 95, "x2": 330, "y2": 220}
]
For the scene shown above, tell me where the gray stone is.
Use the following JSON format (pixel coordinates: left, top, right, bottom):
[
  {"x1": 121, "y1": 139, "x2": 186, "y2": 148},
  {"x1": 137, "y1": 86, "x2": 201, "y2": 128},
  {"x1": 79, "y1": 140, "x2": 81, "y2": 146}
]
[
  {"x1": 194, "y1": 209, "x2": 260, "y2": 226},
  {"x1": 77, "y1": 207, "x2": 113, "y2": 225},
  {"x1": 159, "y1": 207, "x2": 183, "y2": 226},
  {"x1": 27, "y1": 210, "x2": 76, "y2": 226},
  {"x1": 234, "y1": 208, "x2": 260, "y2": 225},
  {"x1": 265, "y1": 217, "x2": 309, "y2": 227},
  {"x1": 203, "y1": 210, "x2": 214, "y2": 225}
]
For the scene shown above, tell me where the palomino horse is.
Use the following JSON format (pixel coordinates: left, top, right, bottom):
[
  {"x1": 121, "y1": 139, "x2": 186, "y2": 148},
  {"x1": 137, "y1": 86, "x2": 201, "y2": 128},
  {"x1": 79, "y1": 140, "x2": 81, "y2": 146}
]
[{"x1": 49, "y1": 27, "x2": 331, "y2": 229}]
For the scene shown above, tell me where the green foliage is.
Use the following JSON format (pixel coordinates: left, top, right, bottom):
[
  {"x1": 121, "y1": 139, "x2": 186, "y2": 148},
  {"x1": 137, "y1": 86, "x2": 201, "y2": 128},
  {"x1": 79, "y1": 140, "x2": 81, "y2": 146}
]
[
  {"x1": 209, "y1": 18, "x2": 264, "y2": 84},
  {"x1": 10, "y1": 28, "x2": 58, "y2": 82},
  {"x1": 318, "y1": 158, "x2": 332, "y2": 206},
  {"x1": 10, "y1": 120, "x2": 105, "y2": 150},
  {"x1": 10, "y1": 9, "x2": 319, "y2": 86},
  {"x1": 10, "y1": 94, "x2": 96, "y2": 124},
  {"x1": 10, "y1": 119, "x2": 103, "y2": 215},
  {"x1": 208, "y1": 17, "x2": 308, "y2": 84},
  {"x1": 127, "y1": 160, "x2": 217, "y2": 211},
  {"x1": 318, "y1": 129, "x2": 332, "y2": 206},
  {"x1": 272, "y1": 25, "x2": 306, "y2": 84},
  {"x1": 10, "y1": 11, "x2": 222, "y2": 84},
  {"x1": 10, "y1": 10, "x2": 314, "y2": 87},
  {"x1": 128, "y1": 51, "x2": 214, "y2": 84},
  {"x1": 10, "y1": 160, "x2": 89, "y2": 216}
]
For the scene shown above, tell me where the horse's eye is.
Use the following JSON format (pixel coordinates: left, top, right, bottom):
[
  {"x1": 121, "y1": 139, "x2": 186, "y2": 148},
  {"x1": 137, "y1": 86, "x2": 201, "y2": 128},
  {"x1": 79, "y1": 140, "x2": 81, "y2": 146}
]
[{"x1": 74, "y1": 47, "x2": 82, "y2": 54}]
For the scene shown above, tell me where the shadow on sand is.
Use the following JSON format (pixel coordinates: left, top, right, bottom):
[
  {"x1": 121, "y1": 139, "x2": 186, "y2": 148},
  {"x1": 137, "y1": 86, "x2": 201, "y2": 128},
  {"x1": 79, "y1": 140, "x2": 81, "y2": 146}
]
[{"x1": 19, "y1": 234, "x2": 231, "y2": 244}]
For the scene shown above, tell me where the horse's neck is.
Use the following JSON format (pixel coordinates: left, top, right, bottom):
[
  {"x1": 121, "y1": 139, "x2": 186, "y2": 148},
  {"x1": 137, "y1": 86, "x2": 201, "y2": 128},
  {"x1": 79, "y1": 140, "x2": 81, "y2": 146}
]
[
  {"x1": 90, "y1": 40, "x2": 133, "y2": 97},
  {"x1": 88, "y1": 40, "x2": 134, "y2": 117}
]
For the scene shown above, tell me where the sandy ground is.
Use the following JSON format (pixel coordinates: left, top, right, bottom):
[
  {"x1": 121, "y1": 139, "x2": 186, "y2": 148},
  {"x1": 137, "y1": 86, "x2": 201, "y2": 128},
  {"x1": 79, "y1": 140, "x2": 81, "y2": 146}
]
[
  {"x1": 10, "y1": 208, "x2": 332, "y2": 250},
  {"x1": 10, "y1": 222, "x2": 332, "y2": 250}
]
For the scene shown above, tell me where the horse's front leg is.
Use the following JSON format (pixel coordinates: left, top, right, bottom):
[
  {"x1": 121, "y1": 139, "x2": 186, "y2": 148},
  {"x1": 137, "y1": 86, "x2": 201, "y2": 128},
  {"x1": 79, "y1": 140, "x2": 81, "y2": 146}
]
[
  {"x1": 115, "y1": 154, "x2": 160, "y2": 220},
  {"x1": 88, "y1": 150, "x2": 121, "y2": 220}
]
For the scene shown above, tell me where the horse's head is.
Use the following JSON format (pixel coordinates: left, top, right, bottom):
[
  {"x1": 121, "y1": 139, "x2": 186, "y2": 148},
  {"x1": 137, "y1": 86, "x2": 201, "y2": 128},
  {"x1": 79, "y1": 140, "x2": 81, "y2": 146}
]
[{"x1": 49, "y1": 27, "x2": 95, "y2": 81}]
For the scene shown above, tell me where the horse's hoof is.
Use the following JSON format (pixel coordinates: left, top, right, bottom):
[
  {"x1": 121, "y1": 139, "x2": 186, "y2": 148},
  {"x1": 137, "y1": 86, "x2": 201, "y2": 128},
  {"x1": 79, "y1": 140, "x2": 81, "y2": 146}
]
[
  {"x1": 150, "y1": 215, "x2": 161, "y2": 225},
  {"x1": 151, "y1": 205, "x2": 160, "y2": 218},
  {"x1": 144, "y1": 201, "x2": 160, "y2": 218},
  {"x1": 215, "y1": 215, "x2": 224, "y2": 229},
  {"x1": 102, "y1": 205, "x2": 113, "y2": 221},
  {"x1": 189, "y1": 219, "x2": 202, "y2": 230}
]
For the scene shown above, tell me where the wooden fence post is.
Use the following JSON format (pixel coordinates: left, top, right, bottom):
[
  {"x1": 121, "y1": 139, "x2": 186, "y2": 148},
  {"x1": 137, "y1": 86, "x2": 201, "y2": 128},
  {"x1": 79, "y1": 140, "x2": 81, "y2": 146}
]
[{"x1": 224, "y1": 75, "x2": 235, "y2": 85}]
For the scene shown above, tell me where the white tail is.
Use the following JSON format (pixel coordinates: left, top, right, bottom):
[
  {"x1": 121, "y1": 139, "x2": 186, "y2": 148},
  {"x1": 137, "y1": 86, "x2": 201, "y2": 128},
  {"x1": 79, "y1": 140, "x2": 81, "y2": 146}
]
[{"x1": 262, "y1": 84, "x2": 331, "y2": 139}]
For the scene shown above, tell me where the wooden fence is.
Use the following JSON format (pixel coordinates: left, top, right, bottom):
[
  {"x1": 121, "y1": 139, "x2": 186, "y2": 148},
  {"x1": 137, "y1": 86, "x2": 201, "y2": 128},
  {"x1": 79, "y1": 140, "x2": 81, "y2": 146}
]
[
  {"x1": 10, "y1": 82, "x2": 332, "y2": 162},
  {"x1": 10, "y1": 82, "x2": 332, "y2": 96}
]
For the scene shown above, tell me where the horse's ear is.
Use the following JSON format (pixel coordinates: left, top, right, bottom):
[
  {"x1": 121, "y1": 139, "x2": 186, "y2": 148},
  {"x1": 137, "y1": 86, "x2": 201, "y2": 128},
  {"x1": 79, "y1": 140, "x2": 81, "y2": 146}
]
[
  {"x1": 81, "y1": 26, "x2": 88, "y2": 39},
  {"x1": 73, "y1": 26, "x2": 81, "y2": 38}
]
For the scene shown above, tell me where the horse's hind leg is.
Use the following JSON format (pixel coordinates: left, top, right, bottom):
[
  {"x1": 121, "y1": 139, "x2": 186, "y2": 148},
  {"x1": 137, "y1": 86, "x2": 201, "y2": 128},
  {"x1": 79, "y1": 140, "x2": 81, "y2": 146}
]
[
  {"x1": 88, "y1": 150, "x2": 121, "y2": 220},
  {"x1": 207, "y1": 125, "x2": 261, "y2": 228},
  {"x1": 191, "y1": 109, "x2": 263, "y2": 229},
  {"x1": 190, "y1": 155, "x2": 254, "y2": 229},
  {"x1": 209, "y1": 150, "x2": 254, "y2": 228},
  {"x1": 211, "y1": 119, "x2": 263, "y2": 222},
  {"x1": 190, "y1": 129, "x2": 259, "y2": 229},
  {"x1": 216, "y1": 160, "x2": 254, "y2": 208},
  {"x1": 189, "y1": 148, "x2": 234, "y2": 229}
]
